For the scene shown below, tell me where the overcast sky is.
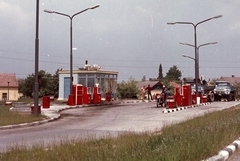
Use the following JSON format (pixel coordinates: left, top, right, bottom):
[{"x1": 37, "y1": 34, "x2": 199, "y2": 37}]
[{"x1": 0, "y1": 0, "x2": 240, "y2": 82}]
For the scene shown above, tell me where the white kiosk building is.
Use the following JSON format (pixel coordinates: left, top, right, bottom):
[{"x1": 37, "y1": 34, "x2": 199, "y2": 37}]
[{"x1": 58, "y1": 63, "x2": 118, "y2": 100}]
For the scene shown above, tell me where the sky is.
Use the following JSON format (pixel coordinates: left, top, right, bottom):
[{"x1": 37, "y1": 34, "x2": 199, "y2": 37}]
[{"x1": 0, "y1": 0, "x2": 240, "y2": 82}]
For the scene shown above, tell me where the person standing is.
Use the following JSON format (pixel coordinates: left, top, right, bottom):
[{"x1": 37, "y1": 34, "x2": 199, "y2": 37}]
[
  {"x1": 164, "y1": 87, "x2": 171, "y2": 107},
  {"x1": 139, "y1": 85, "x2": 146, "y2": 100},
  {"x1": 145, "y1": 84, "x2": 153, "y2": 101}
]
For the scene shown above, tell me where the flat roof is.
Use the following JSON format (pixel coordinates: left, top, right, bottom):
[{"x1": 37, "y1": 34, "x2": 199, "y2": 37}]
[{"x1": 58, "y1": 69, "x2": 119, "y2": 75}]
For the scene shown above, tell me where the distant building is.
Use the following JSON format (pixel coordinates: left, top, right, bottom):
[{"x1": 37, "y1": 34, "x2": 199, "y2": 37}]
[
  {"x1": 0, "y1": 73, "x2": 19, "y2": 101},
  {"x1": 58, "y1": 62, "x2": 118, "y2": 100},
  {"x1": 219, "y1": 75, "x2": 240, "y2": 85},
  {"x1": 137, "y1": 80, "x2": 180, "y2": 97}
]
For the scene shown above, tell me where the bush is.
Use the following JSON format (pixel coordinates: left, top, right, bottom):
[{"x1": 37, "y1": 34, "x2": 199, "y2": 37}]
[{"x1": 117, "y1": 76, "x2": 138, "y2": 99}]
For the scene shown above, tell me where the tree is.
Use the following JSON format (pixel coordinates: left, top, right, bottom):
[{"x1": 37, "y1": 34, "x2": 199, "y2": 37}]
[
  {"x1": 48, "y1": 70, "x2": 59, "y2": 97},
  {"x1": 157, "y1": 64, "x2": 163, "y2": 80},
  {"x1": 117, "y1": 76, "x2": 138, "y2": 99},
  {"x1": 19, "y1": 74, "x2": 34, "y2": 97},
  {"x1": 18, "y1": 70, "x2": 59, "y2": 98},
  {"x1": 165, "y1": 65, "x2": 182, "y2": 81}
]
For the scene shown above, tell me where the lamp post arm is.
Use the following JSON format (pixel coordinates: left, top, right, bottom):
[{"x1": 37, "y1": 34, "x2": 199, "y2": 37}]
[
  {"x1": 179, "y1": 42, "x2": 195, "y2": 48},
  {"x1": 198, "y1": 42, "x2": 217, "y2": 49},
  {"x1": 196, "y1": 15, "x2": 223, "y2": 26},
  {"x1": 46, "y1": 10, "x2": 71, "y2": 19},
  {"x1": 72, "y1": 5, "x2": 99, "y2": 19},
  {"x1": 196, "y1": 18, "x2": 213, "y2": 26},
  {"x1": 182, "y1": 54, "x2": 195, "y2": 61},
  {"x1": 167, "y1": 22, "x2": 194, "y2": 26},
  {"x1": 72, "y1": 8, "x2": 89, "y2": 19},
  {"x1": 180, "y1": 42, "x2": 218, "y2": 50}
]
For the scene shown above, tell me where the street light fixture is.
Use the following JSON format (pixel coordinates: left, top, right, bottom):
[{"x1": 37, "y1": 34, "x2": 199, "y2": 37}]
[
  {"x1": 167, "y1": 15, "x2": 222, "y2": 103},
  {"x1": 182, "y1": 54, "x2": 195, "y2": 61},
  {"x1": 180, "y1": 41, "x2": 217, "y2": 85},
  {"x1": 179, "y1": 42, "x2": 217, "y2": 49},
  {"x1": 44, "y1": 4, "x2": 100, "y2": 95}
]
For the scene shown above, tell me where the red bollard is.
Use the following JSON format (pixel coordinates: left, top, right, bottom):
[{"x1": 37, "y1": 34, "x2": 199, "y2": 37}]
[
  {"x1": 42, "y1": 96, "x2": 50, "y2": 108},
  {"x1": 67, "y1": 94, "x2": 75, "y2": 106},
  {"x1": 31, "y1": 104, "x2": 41, "y2": 114}
]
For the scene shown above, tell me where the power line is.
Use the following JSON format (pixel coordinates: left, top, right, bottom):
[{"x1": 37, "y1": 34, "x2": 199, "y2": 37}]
[{"x1": 1, "y1": 49, "x2": 239, "y2": 63}]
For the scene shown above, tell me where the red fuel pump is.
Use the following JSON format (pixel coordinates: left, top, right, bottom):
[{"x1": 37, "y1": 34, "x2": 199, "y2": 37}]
[
  {"x1": 67, "y1": 84, "x2": 76, "y2": 106},
  {"x1": 93, "y1": 87, "x2": 101, "y2": 104},
  {"x1": 67, "y1": 94, "x2": 75, "y2": 106},
  {"x1": 174, "y1": 87, "x2": 183, "y2": 107},
  {"x1": 75, "y1": 85, "x2": 83, "y2": 105},
  {"x1": 83, "y1": 87, "x2": 91, "y2": 104},
  {"x1": 182, "y1": 84, "x2": 192, "y2": 106},
  {"x1": 106, "y1": 91, "x2": 112, "y2": 101}
]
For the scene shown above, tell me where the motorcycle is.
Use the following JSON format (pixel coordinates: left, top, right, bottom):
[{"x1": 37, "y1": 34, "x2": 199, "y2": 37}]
[{"x1": 156, "y1": 93, "x2": 164, "y2": 107}]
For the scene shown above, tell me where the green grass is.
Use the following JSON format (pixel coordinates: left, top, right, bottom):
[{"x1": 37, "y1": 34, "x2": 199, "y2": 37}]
[
  {"x1": 0, "y1": 97, "x2": 61, "y2": 126},
  {"x1": 1, "y1": 105, "x2": 240, "y2": 161},
  {"x1": 0, "y1": 104, "x2": 46, "y2": 126}
]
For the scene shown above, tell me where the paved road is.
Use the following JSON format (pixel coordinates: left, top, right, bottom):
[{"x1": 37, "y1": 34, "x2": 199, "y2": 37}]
[
  {"x1": 226, "y1": 147, "x2": 240, "y2": 161},
  {"x1": 0, "y1": 101, "x2": 239, "y2": 155}
]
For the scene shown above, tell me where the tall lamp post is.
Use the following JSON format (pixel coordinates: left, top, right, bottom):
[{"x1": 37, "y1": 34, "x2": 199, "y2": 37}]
[
  {"x1": 34, "y1": 0, "x2": 40, "y2": 116},
  {"x1": 180, "y1": 41, "x2": 217, "y2": 84},
  {"x1": 44, "y1": 4, "x2": 99, "y2": 95},
  {"x1": 167, "y1": 15, "x2": 222, "y2": 102},
  {"x1": 7, "y1": 81, "x2": 10, "y2": 100}
]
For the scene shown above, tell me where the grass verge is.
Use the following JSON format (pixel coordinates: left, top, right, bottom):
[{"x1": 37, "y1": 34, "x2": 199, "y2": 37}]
[
  {"x1": 0, "y1": 105, "x2": 46, "y2": 126},
  {"x1": 1, "y1": 105, "x2": 240, "y2": 161}
]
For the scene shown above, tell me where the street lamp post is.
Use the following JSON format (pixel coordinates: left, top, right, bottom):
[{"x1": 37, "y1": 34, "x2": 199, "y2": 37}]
[
  {"x1": 34, "y1": 0, "x2": 40, "y2": 116},
  {"x1": 44, "y1": 5, "x2": 99, "y2": 95},
  {"x1": 167, "y1": 15, "x2": 222, "y2": 102},
  {"x1": 7, "y1": 81, "x2": 9, "y2": 100}
]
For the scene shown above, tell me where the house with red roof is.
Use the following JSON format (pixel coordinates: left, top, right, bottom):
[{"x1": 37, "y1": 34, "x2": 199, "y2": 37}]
[
  {"x1": 137, "y1": 80, "x2": 181, "y2": 98},
  {"x1": 0, "y1": 73, "x2": 19, "y2": 101},
  {"x1": 218, "y1": 75, "x2": 240, "y2": 85}
]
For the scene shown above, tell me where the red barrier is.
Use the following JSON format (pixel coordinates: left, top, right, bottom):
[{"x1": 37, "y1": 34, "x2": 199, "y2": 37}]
[
  {"x1": 67, "y1": 94, "x2": 75, "y2": 106},
  {"x1": 31, "y1": 104, "x2": 41, "y2": 114},
  {"x1": 42, "y1": 96, "x2": 50, "y2": 108},
  {"x1": 166, "y1": 96, "x2": 175, "y2": 108}
]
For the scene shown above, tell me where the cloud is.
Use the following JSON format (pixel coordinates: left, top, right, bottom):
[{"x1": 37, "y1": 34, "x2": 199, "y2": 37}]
[{"x1": 0, "y1": 1, "x2": 32, "y2": 34}]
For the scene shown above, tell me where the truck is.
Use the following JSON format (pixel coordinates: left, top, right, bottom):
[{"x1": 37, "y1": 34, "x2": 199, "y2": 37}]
[{"x1": 213, "y1": 81, "x2": 236, "y2": 101}]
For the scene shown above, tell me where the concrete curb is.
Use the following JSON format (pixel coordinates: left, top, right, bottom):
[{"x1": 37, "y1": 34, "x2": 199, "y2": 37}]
[
  {"x1": 204, "y1": 138, "x2": 240, "y2": 161},
  {"x1": 162, "y1": 102, "x2": 212, "y2": 113}
]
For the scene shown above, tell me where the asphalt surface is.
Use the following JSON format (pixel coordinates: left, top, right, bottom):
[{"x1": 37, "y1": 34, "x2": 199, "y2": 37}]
[
  {"x1": 1, "y1": 100, "x2": 240, "y2": 161},
  {"x1": 228, "y1": 148, "x2": 240, "y2": 161}
]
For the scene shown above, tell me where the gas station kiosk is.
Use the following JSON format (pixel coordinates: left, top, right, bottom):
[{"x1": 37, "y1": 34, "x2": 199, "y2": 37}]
[{"x1": 58, "y1": 62, "x2": 118, "y2": 105}]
